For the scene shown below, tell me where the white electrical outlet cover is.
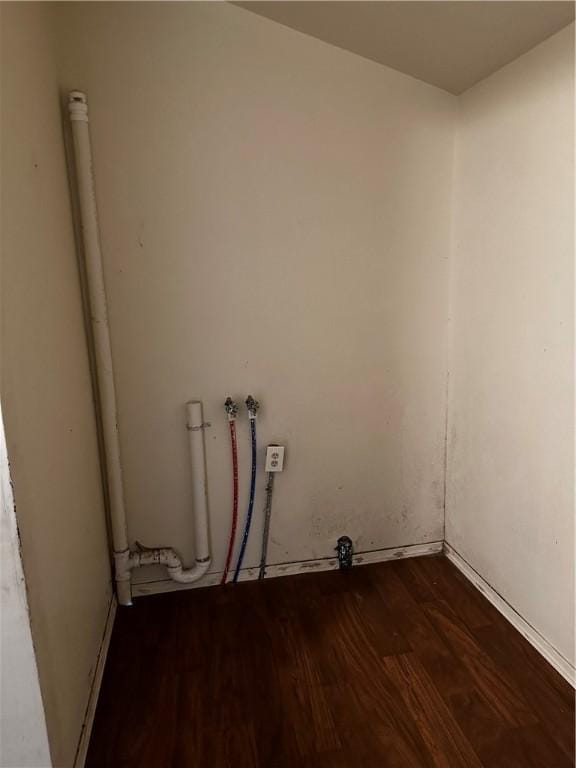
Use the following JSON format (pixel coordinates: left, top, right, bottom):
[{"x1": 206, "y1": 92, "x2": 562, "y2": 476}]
[{"x1": 265, "y1": 445, "x2": 285, "y2": 472}]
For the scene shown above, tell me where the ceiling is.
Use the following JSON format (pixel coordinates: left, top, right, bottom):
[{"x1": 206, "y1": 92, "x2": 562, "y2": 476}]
[{"x1": 235, "y1": 1, "x2": 575, "y2": 94}]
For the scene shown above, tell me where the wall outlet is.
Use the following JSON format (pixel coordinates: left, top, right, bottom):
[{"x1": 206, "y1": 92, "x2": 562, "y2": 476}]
[{"x1": 265, "y1": 445, "x2": 285, "y2": 472}]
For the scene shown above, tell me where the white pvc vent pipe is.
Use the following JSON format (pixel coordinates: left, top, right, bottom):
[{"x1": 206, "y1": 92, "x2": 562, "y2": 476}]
[{"x1": 68, "y1": 91, "x2": 211, "y2": 605}]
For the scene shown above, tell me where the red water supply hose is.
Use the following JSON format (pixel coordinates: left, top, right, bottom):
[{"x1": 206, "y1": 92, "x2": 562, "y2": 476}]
[{"x1": 222, "y1": 401, "x2": 239, "y2": 584}]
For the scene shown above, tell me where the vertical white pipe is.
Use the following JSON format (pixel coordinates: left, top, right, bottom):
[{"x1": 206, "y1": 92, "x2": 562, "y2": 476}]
[
  {"x1": 68, "y1": 91, "x2": 131, "y2": 605},
  {"x1": 186, "y1": 401, "x2": 211, "y2": 563},
  {"x1": 69, "y1": 91, "x2": 211, "y2": 599},
  {"x1": 129, "y1": 404, "x2": 212, "y2": 584}
]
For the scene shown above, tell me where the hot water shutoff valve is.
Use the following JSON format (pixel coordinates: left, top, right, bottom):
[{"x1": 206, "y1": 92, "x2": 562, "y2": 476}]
[{"x1": 265, "y1": 445, "x2": 285, "y2": 472}]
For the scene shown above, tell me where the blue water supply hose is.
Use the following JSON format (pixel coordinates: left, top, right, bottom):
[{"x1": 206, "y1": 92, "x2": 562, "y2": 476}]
[{"x1": 233, "y1": 396, "x2": 259, "y2": 582}]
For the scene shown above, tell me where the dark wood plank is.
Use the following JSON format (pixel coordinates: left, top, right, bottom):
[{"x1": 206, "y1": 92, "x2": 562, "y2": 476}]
[
  {"x1": 382, "y1": 652, "x2": 484, "y2": 767},
  {"x1": 371, "y1": 563, "x2": 473, "y2": 698},
  {"x1": 326, "y1": 681, "x2": 436, "y2": 768},
  {"x1": 371, "y1": 563, "x2": 518, "y2": 753},
  {"x1": 87, "y1": 556, "x2": 575, "y2": 768},
  {"x1": 391, "y1": 556, "x2": 438, "y2": 603},
  {"x1": 473, "y1": 622, "x2": 575, "y2": 762},
  {"x1": 424, "y1": 598, "x2": 538, "y2": 728},
  {"x1": 411, "y1": 556, "x2": 494, "y2": 629},
  {"x1": 477, "y1": 723, "x2": 575, "y2": 768}
]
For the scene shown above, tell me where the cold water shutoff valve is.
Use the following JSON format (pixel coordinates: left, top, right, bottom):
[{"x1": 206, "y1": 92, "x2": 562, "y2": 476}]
[{"x1": 336, "y1": 536, "x2": 353, "y2": 569}]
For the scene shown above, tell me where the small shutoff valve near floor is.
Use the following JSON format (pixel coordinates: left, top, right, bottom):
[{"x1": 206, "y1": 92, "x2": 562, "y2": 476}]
[{"x1": 336, "y1": 535, "x2": 354, "y2": 569}]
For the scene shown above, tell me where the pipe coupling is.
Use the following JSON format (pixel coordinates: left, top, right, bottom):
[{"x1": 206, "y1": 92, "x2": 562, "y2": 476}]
[
  {"x1": 246, "y1": 394, "x2": 260, "y2": 419},
  {"x1": 224, "y1": 397, "x2": 239, "y2": 420}
]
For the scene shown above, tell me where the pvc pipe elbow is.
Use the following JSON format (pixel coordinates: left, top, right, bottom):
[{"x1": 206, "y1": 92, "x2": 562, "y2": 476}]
[
  {"x1": 152, "y1": 547, "x2": 211, "y2": 583},
  {"x1": 166, "y1": 557, "x2": 211, "y2": 583}
]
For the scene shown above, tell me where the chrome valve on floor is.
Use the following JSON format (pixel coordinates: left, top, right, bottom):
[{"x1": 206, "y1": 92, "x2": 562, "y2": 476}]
[{"x1": 336, "y1": 535, "x2": 353, "y2": 569}]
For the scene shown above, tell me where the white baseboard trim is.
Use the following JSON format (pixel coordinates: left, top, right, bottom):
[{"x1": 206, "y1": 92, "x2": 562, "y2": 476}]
[
  {"x1": 444, "y1": 542, "x2": 575, "y2": 687},
  {"x1": 131, "y1": 540, "x2": 444, "y2": 598},
  {"x1": 73, "y1": 593, "x2": 117, "y2": 768}
]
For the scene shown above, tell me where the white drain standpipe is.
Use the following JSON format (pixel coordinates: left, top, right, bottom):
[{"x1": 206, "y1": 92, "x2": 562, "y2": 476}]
[{"x1": 68, "y1": 91, "x2": 211, "y2": 605}]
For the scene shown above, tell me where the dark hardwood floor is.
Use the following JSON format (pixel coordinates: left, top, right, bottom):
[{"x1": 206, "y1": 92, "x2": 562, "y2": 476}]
[{"x1": 87, "y1": 555, "x2": 575, "y2": 767}]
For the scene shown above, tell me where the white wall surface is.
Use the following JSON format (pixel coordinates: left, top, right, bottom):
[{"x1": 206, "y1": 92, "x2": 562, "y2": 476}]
[
  {"x1": 446, "y1": 25, "x2": 574, "y2": 665},
  {"x1": 54, "y1": 1, "x2": 456, "y2": 580},
  {"x1": 0, "y1": 406, "x2": 51, "y2": 768},
  {"x1": 0, "y1": 11, "x2": 572, "y2": 763},
  {"x1": 1, "y1": 4, "x2": 113, "y2": 765}
]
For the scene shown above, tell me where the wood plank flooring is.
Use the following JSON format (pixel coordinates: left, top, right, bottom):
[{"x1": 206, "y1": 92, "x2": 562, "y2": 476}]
[{"x1": 86, "y1": 555, "x2": 575, "y2": 767}]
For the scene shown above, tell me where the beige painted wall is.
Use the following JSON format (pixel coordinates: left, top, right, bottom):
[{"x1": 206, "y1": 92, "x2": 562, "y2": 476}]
[
  {"x1": 446, "y1": 25, "x2": 575, "y2": 664},
  {"x1": 1, "y1": 404, "x2": 51, "y2": 767},
  {"x1": 53, "y1": 1, "x2": 456, "y2": 580},
  {"x1": 0, "y1": 4, "x2": 113, "y2": 765},
  {"x1": 1, "y1": 8, "x2": 573, "y2": 764}
]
